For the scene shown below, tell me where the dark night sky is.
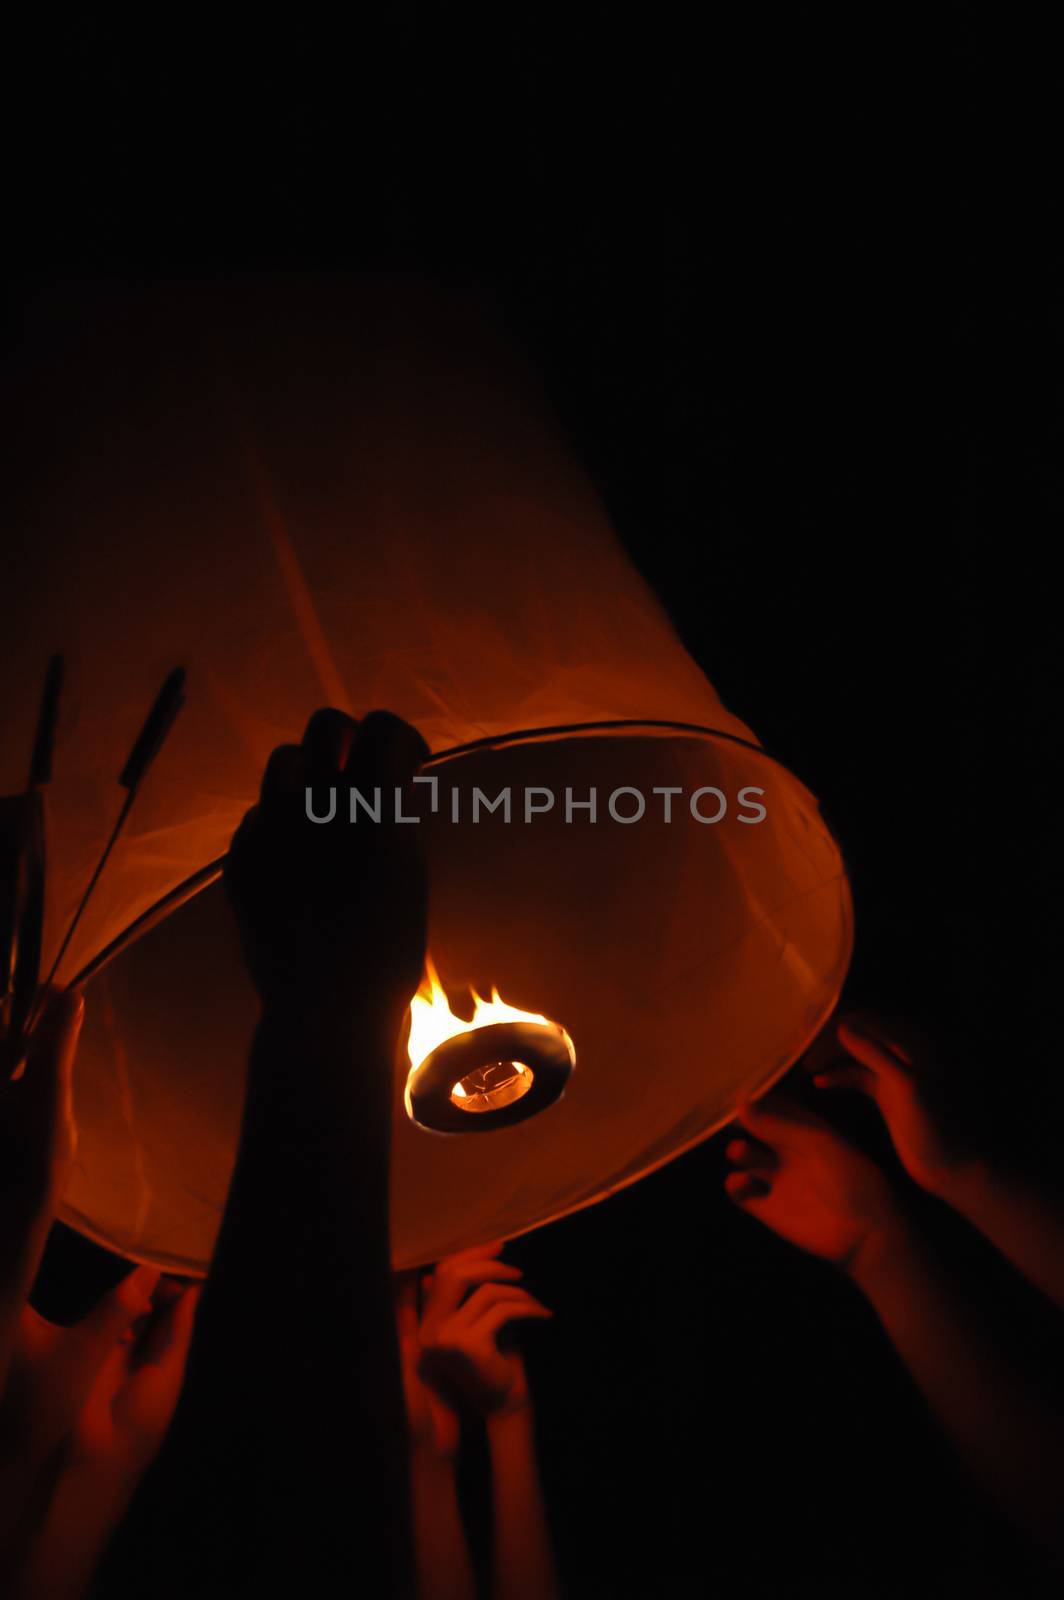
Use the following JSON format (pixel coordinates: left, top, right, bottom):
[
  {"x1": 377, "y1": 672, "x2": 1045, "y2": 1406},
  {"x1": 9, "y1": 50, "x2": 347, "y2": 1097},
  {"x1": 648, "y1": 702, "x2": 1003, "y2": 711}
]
[{"x1": 5, "y1": 11, "x2": 1061, "y2": 1598}]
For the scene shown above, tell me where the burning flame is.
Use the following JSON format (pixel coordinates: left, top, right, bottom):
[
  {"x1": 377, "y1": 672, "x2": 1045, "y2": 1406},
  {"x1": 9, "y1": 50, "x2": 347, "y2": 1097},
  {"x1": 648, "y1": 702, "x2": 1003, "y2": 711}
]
[
  {"x1": 406, "y1": 956, "x2": 555, "y2": 1072},
  {"x1": 403, "y1": 957, "x2": 575, "y2": 1123}
]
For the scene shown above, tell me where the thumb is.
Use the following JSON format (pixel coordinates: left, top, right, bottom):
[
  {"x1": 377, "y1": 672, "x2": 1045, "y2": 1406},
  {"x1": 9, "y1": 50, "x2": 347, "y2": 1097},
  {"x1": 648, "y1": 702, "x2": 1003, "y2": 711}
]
[
  {"x1": 394, "y1": 1276, "x2": 420, "y2": 1341},
  {"x1": 836, "y1": 1019, "x2": 913, "y2": 1086},
  {"x1": 136, "y1": 1282, "x2": 202, "y2": 1374},
  {"x1": 738, "y1": 1094, "x2": 828, "y2": 1147},
  {"x1": 812, "y1": 1062, "x2": 876, "y2": 1095}
]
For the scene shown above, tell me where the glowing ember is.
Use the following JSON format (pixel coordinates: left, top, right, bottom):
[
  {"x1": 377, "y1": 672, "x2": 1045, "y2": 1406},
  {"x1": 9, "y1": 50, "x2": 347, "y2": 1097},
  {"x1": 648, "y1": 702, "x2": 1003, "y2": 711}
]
[{"x1": 450, "y1": 1059, "x2": 533, "y2": 1113}]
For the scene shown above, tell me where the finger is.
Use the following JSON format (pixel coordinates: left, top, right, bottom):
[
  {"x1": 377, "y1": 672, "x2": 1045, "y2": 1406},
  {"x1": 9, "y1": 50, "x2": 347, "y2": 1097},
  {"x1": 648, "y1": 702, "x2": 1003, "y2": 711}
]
[
  {"x1": 302, "y1": 708, "x2": 359, "y2": 780},
  {"x1": 458, "y1": 1283, "x2": 549, "y2": 1329},
  {"x1": 346, "y1": 710, "x2": 429, "y2": 793},
  {"x1": 724, "y1": 1170, "x2": 771, "y2": 1204},
  {"x1": 442, "y1": 1239, "x2": 506, "y2": 1262},
  {"x1": 259, "y1": 744, "x2": 306, "y2": 804},
  {"x1": 148, "y1": 1274, "x2": 188, "y2": 1308},
  {"x1": 738, "y1": 1093, "x2": 830, "y2": 1147},
  {"x1": 424, "y1": 1240, "x2": 511, "y2": 1280},
  {"x1": 839, "y1": 1011, "x2": 923, "y2": 1067},
  {"x1": 812, "y1": 1062, "x2": 876, "y2": 1095},
  {"x1": 424, "y1": 1264, "x2": 525, "y2": 1327},
  {"x1": 57, "y1": 1266, "x2": 161, "y2": 1412},
  {"x1": 113, "y1": 1286, "x2": 201, "y2": 1436},
  {"x1": 836, "y1": 1020, "x2": 914, "y2": 1085},
  {"x1": 472, "y1": 1296, "x2": 553, "y2": 1339},
  {"x1": 136, "y1": 1283, "x2": 202, "y2": 1371},
  {"x1": 427, "y1": 1257, "x2": 523, "y2": 1316},
  {"x1": 394, "y1": 1276, "x2": 420, "y2": 1340},
  {"x1": 438, "y1": 1257, "x2": 523, "y2": 1288},
  {"x1": 797, "y1": 1016, "x2": 850, "y2": 1075},
  {"x1": 723, "y1": 1137, "x2": 776, "y2": 1174}
]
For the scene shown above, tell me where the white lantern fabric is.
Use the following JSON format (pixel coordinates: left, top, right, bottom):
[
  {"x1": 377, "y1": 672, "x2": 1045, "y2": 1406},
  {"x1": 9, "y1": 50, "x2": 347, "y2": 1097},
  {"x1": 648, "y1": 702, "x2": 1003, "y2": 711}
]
[{"x1": 1, "y1": 281, "x2": 852, "y2": 1271}]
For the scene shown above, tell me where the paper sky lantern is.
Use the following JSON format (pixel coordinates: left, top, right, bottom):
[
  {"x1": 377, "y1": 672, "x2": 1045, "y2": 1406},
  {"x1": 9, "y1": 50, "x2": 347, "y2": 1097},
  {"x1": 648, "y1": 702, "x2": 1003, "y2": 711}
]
[{"x1": 0, "y1": 281, "x2": 852, "y2": 1272}]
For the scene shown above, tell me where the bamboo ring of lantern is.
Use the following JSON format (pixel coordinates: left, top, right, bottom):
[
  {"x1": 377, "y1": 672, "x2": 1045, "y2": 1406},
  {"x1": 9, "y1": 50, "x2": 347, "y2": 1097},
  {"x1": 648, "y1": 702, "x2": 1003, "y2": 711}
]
[{"x1": 406, "y1": 1019, "x2": 576, "y2": 1133}]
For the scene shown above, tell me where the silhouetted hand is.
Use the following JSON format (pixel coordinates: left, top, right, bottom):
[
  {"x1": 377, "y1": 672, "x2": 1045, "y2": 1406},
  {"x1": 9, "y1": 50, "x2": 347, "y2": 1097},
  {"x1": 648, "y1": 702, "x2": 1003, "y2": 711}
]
[
  {"x1": 804, "y1": 1012, "x2": 967, "y2": 1198},
  {"x1": 181, "y1": 710, "x2": 428, "y2": 1600},
  {"x1": 62, "y1": 1276, "x2": 201, "y2": 1491},
  {"x1": 4, "y1": 1267, "x2": 156, "y2": 1477},
  {"x1": 417, "y1": 1245, "x2": 551, "y2": 1418},
  {"x1": 5, "y1": 1268, "x2": 197, "y2": 1486},
  {"x1": 400, "y1": 1255, "x2": 532, "y2": 1600},
  {"x1": 724, "y1": 1094, "x2": 901, "y2": 1275},
  {"x1": 1, "y1": 991, "x2": 82, "y2": 1251},
  {"x1": 727, "y1": 1058, "x2": 1064, "y2": 1576},
  {"x1": 225, "y1": 708, "x2": 430, "y2": 1020},
  {"x1": 4, "y1": 1274, "x2": 200, "y2": 1599},
  {"x1": 1, "y1": 990, "x2": 84, "y2": 1395}
]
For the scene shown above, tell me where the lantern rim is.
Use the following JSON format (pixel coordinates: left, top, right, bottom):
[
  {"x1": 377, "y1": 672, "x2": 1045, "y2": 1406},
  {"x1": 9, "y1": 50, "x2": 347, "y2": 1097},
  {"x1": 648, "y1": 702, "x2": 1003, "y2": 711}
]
[
  {"x1": 67, "y1": 717, "x2": 824, "y2": 994},
  {"x1": 56, "y1": 716, "x2": 854, "y2": 1275}
]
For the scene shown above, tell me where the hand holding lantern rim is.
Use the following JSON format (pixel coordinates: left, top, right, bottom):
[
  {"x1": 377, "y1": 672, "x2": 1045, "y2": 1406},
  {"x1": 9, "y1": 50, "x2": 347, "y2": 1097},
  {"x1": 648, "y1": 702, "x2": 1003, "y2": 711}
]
[
  {"x1": 724, "y1": 1017, "x2": 1064, "y2": 1570},
  {"x1": 414, "y1": 1245, "x2": 552, "y2": 1422},
  {"x1": 2, "y1": 1270, "x2": 201, "y2": 1600},
  {"x1": 801, "y1": 1011, "x2": 1064, "y2": 1316},
  {"x1": 0, "y1": 990, "x2": 84, "y2": 1392},
  {"x1": 399, "y1": 1245, "x2": 559, "y2": 1600},
  {"x1": 224, "y1": 706, "x2": 430, "y2": 1026},
  {"x1": 0, "y1": 982, "x2": 200, "y2": 1599},
  {"x1": 155, "y1": 706, "x2": 430, "y2": 1598},
  {"x1": 1, "y1": 656, "x2": 190, "y2": 1395},
  {"x1": 724, "y1": 1092, "x2": 901, "y2": 1277},
  {"x1": 801, "y1": 1011, "x2": 970, "y2": 1197},
  {"x1": 399, "y1": 1243, "x2": 548, "y2": 1450}
]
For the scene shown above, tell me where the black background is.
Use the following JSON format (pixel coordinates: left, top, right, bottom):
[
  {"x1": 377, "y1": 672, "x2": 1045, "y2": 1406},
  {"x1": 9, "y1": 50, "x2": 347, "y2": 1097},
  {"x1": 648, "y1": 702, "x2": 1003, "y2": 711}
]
[{"x1": 5, "y1": 10, "x2": 1061, "y2": 1597}]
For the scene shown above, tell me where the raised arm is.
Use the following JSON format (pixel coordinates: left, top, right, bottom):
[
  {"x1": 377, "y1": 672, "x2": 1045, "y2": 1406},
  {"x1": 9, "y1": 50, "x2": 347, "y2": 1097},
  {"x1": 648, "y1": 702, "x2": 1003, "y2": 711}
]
[
  {"x1": 148, "y1": 707, "x2": 429, "y2": 1597},
  {"x1": 418, "y1": 1246, "x2": 560, "y2": 1600},
  {"x1": 0, "y1": 991, "x2": 83, "y2": 1394},
  {"x1": 726, "y1": 1095, "x2": 1064, "y2": 1568},
  {"x1": 397, "y1": 1269, "x2": 474, "y2": 1600},
  {"x1": 810, "y1": 1013, "x2": 1064, "y2": 1312},
  {"x1": 1, "y1": 986, "x2": 199, "y2": 1599},
  {"x1": 8, "y1": 1278, "x2": 200, "y2": 1600}
]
